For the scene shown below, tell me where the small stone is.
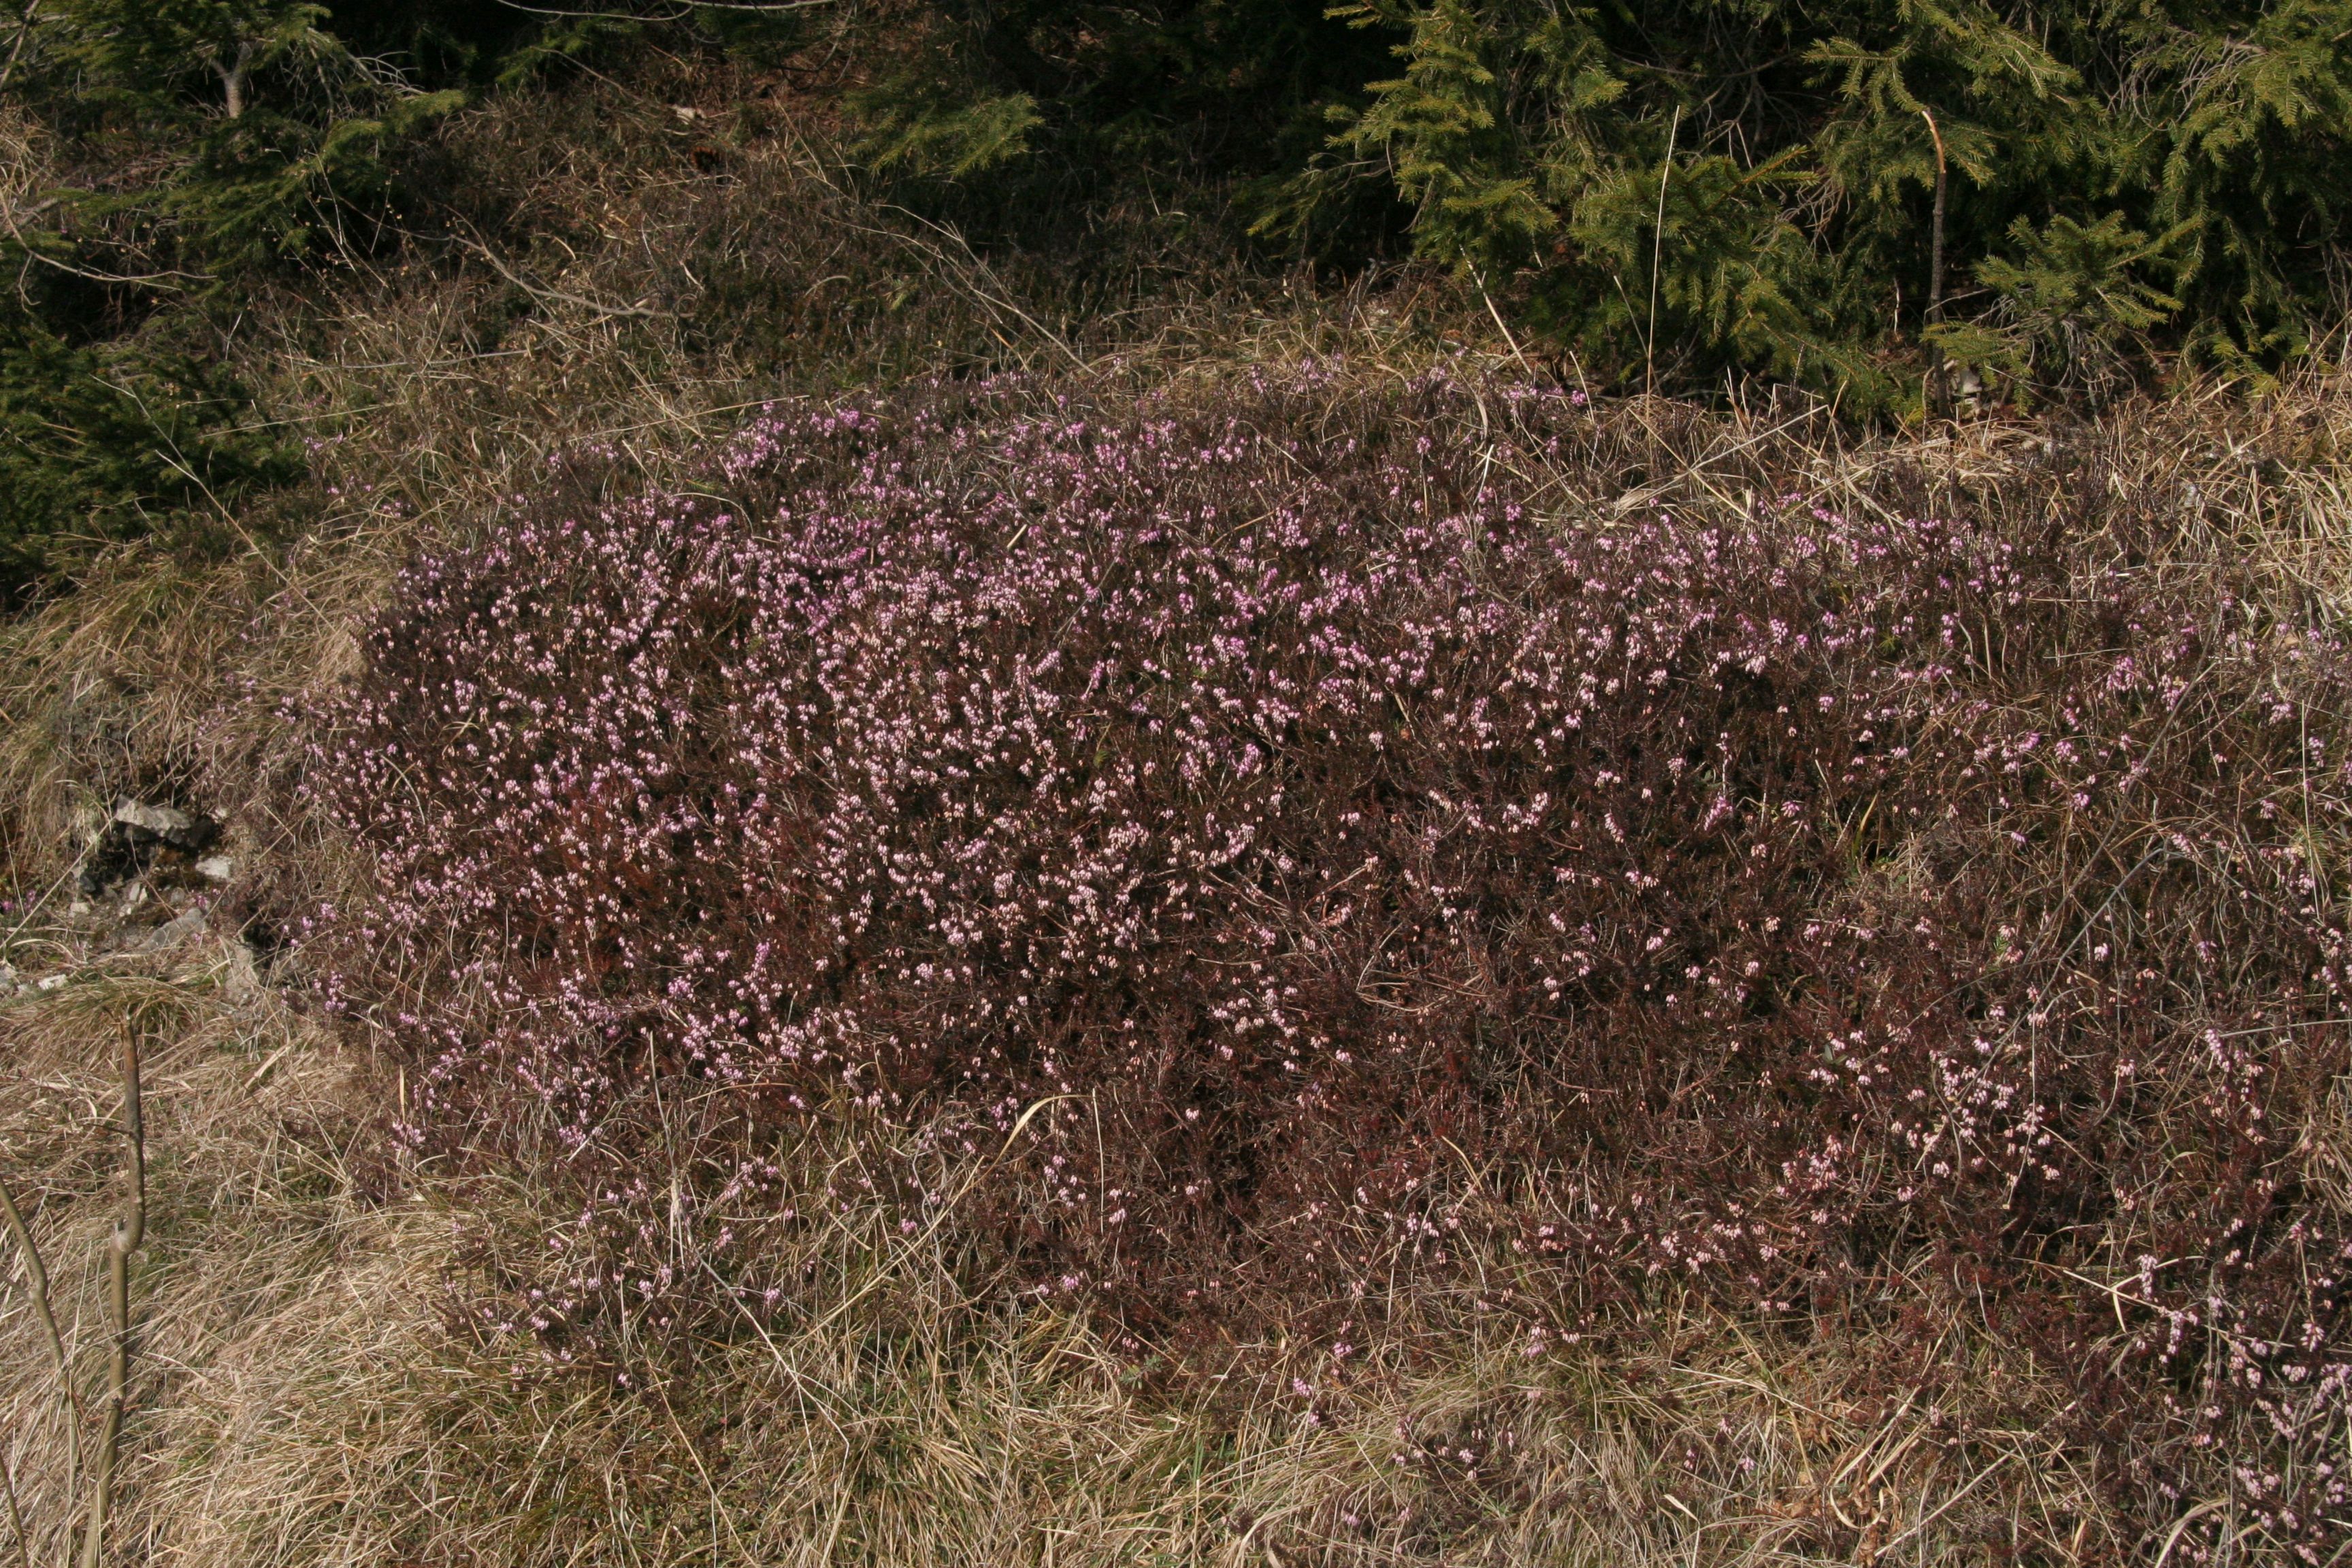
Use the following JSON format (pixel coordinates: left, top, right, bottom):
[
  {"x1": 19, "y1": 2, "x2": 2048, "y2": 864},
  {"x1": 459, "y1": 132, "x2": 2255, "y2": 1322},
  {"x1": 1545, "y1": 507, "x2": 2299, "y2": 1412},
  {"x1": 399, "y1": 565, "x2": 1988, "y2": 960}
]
[
  {"x1": 111, "y1": 800, "x2": 220, "y2": 853},
  {"x1": 139, "y1": 908, "x2": 208, "y2": 953},
  {"x1": 80, "y1": 800, "x2": 223, "y2": 898},
  {"x1": 115, "y1": 799, "x2": 196, "y2": 838}
]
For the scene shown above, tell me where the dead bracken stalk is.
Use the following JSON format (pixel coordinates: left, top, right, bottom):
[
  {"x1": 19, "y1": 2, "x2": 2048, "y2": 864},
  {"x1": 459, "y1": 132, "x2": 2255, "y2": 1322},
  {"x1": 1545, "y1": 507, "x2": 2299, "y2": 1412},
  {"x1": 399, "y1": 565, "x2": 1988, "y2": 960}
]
[
  {"x1": 1, "y1": 1459, "x2": 29, "y2": 1568},
  {"x1": 0, "y1": 1175, "x2": 78, "y2": 1512},
  {"x1": 76, "y1": 1025, "x2": 143, "y2": 1568},
  {"x1": 2, "y1": 1022, "x2": 156, "y2": 1568}
]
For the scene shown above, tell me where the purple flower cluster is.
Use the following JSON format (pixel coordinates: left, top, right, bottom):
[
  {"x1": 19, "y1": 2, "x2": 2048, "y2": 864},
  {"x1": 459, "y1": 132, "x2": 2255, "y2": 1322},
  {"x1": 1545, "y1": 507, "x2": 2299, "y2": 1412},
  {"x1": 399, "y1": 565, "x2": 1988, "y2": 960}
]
[{"x1": 308, "y1": 366, "x2": 2352, "y2": 1551}]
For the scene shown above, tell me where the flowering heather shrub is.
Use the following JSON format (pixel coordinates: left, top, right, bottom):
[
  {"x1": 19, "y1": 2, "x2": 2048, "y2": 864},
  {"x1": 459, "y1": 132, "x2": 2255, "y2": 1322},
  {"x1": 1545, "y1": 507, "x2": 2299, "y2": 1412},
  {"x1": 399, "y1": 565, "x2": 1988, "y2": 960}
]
[{"x1": 310, "y1": 368, "x2": 2352, "y2": 1552}]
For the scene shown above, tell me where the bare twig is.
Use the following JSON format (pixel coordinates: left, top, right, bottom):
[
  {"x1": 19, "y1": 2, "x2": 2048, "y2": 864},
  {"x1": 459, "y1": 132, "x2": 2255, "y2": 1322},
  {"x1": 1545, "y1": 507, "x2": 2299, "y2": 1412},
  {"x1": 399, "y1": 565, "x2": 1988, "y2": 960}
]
[
  {"x1": 1646, "y1": 106, "x2": 1680, "y2": 399},
  {"x1": 1471, "y1": 265, "x2": 1534, "y2": 378},
  {"x1": 444, "y1": 226, "x2": 668, "y2": 322},
  {"x1": 0, "y1": 1175, "x2": 79, "y2": 1505},
  {"x1": 872, "y1": 206, "x2": 1085, "y2": 370},
  {"x1": 0, "y1": 0, "x2": 44, "y2": 103},
  {"x1": 1921, "y1": 108, "x2": 1948, "y2": 412},
  {"x1": 75, "y1": 1025, "x2": 142, "y2": 1568},
  {"x1": 0, "y1": 1451, "x2": 31, "y2": 1568}
]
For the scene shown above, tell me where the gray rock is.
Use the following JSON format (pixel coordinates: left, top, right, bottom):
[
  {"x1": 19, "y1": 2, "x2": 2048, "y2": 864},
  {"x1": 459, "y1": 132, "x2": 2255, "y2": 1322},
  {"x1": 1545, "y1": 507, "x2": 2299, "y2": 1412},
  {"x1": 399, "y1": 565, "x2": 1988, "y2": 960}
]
[
  {"x1": 113, "y1": 800, "x2": 220, "y2": 853},
  {"x1": 115, "y1": 799, "x2": 197, "y2": 838},
  {"x1": 78, "y1": 799, "x2": 222, "y2": 898},
  {"x1": 135, "y1": 907, "x2": 208, "y2": 953}
]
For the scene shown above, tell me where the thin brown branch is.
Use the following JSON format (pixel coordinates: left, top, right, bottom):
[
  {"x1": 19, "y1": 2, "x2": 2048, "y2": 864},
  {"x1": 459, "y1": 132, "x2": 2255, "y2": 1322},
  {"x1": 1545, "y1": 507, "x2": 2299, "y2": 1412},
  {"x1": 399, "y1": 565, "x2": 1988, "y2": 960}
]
[
  {"x1": 0, "y1": 0, "x2": 42, "y2": 103},
  {"x1": 0, "y1": 1175, "x2": 79, "y2": 1506},
  {"x1": 75, "y1": 1025, "x2": 142, "y2": 1568},
  {"x1": 0, "y1": 1452, "x2": 29, "y2": 1568}
]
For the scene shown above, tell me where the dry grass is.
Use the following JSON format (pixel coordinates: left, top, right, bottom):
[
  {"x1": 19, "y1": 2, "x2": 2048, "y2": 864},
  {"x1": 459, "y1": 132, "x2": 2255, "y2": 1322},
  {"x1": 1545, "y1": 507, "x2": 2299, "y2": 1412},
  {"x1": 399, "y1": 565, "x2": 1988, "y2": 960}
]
[{"x1": 1, "y1": 68, "x2": 2349, "y2": 1568}]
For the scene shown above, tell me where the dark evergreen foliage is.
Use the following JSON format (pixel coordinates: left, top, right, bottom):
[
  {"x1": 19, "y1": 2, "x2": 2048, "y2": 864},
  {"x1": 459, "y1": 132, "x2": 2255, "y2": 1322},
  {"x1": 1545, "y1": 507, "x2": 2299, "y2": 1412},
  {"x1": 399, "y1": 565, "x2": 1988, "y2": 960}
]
[
  {"x1": 0, "y1": 0, "x2": 2343, "y2": 598},
  {"x1": 0, "y1": 291, "x2": 294, "y2": 598},
  {"x1": 38, "y1": 0, "x2": 463, "y2": 271},
  {"x1": 826, "y1": 0, "x2": 2352, "y2": 402},
  {"x1": 0, "y1": 0, "x2": 456, "y2": 593},
  {"x1": 1295, "y1": 0, "x2": 2352, "y2": 402}
]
